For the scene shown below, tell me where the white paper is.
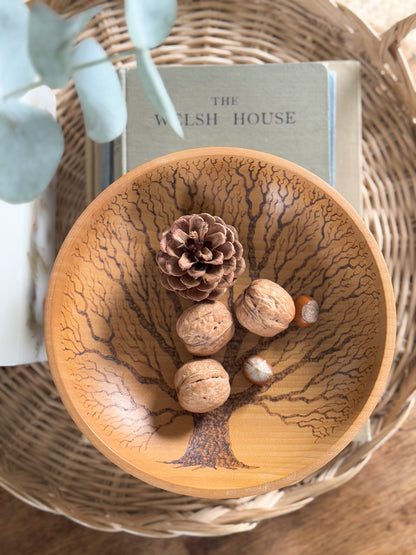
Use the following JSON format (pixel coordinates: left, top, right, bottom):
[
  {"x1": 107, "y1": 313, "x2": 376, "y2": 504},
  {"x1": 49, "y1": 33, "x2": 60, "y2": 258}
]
[{"x1": 0, "y1": 86, "x2": 56, "y2": 365}]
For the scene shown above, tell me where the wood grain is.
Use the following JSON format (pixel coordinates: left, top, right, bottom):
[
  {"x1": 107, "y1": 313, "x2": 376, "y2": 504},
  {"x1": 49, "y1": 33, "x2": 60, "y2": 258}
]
[
  {"x1": 45, "y1": 148, "x2": 395, "y2": 498},
  {"x1": 2, "y1": 407, "x2": 415, "y2": 555}
]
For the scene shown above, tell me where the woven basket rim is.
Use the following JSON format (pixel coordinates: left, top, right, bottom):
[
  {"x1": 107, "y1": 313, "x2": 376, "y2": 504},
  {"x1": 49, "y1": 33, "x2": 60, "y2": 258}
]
[{"x1": 1, "y1": 0, "x2": 416, "y2": 537}]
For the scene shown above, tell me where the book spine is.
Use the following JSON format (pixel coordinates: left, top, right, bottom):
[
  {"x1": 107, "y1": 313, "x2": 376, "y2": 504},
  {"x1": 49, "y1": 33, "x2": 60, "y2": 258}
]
[
  {"x1": 85, "y1": 136, "x2": 95, "y2": 205},
  {"x1": 113, "y1": 68, "x2": 127, "y2": 181}
]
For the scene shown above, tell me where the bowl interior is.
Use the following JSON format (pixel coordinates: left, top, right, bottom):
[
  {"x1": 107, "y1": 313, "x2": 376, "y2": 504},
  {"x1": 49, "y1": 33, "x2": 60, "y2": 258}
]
[{"x1": 45, "y1": 147, "x2": 395, "y2": 498}]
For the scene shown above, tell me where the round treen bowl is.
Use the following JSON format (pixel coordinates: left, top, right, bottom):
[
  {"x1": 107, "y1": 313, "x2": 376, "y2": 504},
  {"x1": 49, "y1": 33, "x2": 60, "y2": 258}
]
[{"x1": 44, "y1": 147, "x2": 396, "y2": 499}]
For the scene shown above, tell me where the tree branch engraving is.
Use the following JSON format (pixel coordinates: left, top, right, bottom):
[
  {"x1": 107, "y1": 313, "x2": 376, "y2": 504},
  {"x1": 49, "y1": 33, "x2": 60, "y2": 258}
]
[{"x1": 59, "y1": 155, "x2": 381, "y2": 470}]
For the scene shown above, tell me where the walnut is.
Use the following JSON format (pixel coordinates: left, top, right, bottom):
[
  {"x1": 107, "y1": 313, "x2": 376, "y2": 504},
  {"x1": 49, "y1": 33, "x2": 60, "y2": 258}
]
[
  {"x1": 234, "y1": 278, "x2": 295, "y2": 337},
  {"x1": 176, "y1": 301, "x2": 234, "y2": 356},
  {"x1": 174, "y1": 359, "x2": 231, "y2": 413}
]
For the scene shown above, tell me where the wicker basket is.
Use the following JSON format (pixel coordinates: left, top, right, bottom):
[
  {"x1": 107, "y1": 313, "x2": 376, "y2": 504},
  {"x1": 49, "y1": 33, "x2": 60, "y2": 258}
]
[{"x1": 1, "y1": 0, "x2": 416, "y2": 537}]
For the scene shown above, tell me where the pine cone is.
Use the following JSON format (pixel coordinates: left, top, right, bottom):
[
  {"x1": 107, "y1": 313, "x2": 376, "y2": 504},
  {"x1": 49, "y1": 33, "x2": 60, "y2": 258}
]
[{"x1": 156, "y1": 213, "x2": 246, "y2": 301}]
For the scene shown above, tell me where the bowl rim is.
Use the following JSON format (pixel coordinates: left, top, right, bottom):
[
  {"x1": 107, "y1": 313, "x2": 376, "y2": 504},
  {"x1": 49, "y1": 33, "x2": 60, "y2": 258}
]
[{"x1": 44, "y1": 146, "x2": 396, "y2": 498}]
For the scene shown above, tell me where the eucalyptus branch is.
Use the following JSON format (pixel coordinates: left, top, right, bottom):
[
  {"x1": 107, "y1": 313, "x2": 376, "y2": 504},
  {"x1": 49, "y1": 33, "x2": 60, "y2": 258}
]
[
  {"x1": 73, "y1": 47, "x2": 138, "y2": 72},
  {"x1": 3, "y1": 47, "x2": 139, "y2": 101},
  {"x1": 3, "y1": 79, "x2": 44, "y2": 101},
  {"x1": 0, "y1": 0, "x2": 180, "y2": 204}
]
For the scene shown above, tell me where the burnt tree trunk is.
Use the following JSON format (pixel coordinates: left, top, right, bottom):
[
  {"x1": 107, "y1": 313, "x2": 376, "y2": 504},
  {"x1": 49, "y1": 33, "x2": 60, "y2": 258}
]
[{"x1": 168, "y1": 406, "x2": 250, "y2": 469}]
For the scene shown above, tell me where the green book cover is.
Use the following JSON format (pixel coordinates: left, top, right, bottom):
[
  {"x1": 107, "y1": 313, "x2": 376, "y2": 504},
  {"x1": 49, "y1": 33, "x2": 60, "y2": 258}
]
[
  {"x1": 121, "y1": 62, "x2": 332, "y2": 182},
  {"x1": 86, "y1": 61, "x2": 361, "y2": 212}
]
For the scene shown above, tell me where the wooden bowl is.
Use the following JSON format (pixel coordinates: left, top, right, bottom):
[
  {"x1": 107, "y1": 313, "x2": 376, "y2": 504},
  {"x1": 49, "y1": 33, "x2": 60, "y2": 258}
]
[{"x1": 44, "y1": 147, "x2": 396, "y2": 499}]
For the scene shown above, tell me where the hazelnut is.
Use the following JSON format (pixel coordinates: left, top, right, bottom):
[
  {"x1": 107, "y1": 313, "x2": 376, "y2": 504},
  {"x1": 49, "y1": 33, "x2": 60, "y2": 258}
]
[
  {"x1": 176, "y1": 301, "x2": 234, "y2": 356},
  {"x1": 243, "y1": 355, "x2": 273, "y2": 385},
  {"x1": 174, "y1": 359, "x2": 230, "y2": 413},
  {"x1": 294, "y1": 296, "x2": 319, "y2": 327},
  {"x1": 234, "y1": 279, "x2": 295, "y2": 337}
]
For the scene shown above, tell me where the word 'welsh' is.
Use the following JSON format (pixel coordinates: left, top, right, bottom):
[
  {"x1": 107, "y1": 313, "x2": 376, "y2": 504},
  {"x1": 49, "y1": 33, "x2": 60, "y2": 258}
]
[{"x1": 154, "y1": 111, "x2": 297, "y2": 127}]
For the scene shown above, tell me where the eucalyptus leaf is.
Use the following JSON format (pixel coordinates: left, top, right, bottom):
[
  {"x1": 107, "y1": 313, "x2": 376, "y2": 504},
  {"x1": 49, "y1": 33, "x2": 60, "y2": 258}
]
[
  {"x1": 0, "y1": 0, "x2": 37, "y2": 96},
  {"x1": 0, "y1": 99, "x2": 64, "y2": 203},
  {"x1": 125, "y1": 0, "x2": 177, "y2": 49},
  {"x1": 136, "y1": 50, "x2": 183, "y2": 138},
  {"x1": 72, "y1": 39, "x2": 127, "y2": 143},
  {"x1": 29, "y1": 1, "x2": 102, "y2": 89}
]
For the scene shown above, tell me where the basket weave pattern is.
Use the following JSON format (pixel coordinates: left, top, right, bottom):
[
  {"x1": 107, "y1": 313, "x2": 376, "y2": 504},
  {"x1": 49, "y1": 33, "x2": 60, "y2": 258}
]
[{"x1": 1, "y1": 0, "x2": 416, "y2": 537}]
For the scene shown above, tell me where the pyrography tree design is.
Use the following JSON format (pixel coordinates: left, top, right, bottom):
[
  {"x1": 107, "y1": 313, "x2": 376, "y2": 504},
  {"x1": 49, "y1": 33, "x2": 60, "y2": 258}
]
[{"x1": 59, "y1": 156, "x2": 381, "y2": 470}]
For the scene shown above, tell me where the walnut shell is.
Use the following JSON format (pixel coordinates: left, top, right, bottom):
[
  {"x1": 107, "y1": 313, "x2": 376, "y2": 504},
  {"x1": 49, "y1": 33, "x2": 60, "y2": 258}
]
[
  {"x1": 176, "y1": 301, "x2": 235, "y2": 356},
  {"x1": 174, "y1": 359, "x2": 230, "y2": 413},
  {"x1": 234, "y1": 279, "x2": 295, "y2": 337}
]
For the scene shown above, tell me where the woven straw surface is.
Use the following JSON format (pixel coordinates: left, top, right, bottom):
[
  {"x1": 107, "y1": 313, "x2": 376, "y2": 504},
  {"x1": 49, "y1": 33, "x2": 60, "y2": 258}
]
[{"x1": 1, "y1": 0, "x2": 416, "y2": 538}]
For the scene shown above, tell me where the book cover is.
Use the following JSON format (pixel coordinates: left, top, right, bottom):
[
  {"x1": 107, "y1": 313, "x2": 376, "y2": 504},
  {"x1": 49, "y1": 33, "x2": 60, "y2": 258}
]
[
  {"x1": 86, "y1": 61, "x2": 361, "y2": 211},
  {"x1": 86, "y1": 61, "x2": 361, "y2": 212},
  {"x1": 325, "y1": 60, "x2": 362, "y2": 214},
  {"x1": 123, "y1": 62, "x2": 332, "y2": 180}
]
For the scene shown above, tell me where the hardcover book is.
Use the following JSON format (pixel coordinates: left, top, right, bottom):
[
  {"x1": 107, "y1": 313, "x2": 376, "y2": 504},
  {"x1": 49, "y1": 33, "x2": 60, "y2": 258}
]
[{"x1": 86, "y1": 61, "x2": 361, "y2": 212}]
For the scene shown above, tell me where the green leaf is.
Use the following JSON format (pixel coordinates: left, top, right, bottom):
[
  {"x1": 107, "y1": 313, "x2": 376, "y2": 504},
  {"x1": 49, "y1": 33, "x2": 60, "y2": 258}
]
[
  {"x1": 0, "y1": 0, "x2": 37, "y2": 96},
  {"x1": 125, "y1": 0, "x2": 177, "y2": 49},
  {"x1": 72, "y1": 39, "x2": 127, "y2": 143},
  {"x1": 136, "y1": 50, "x2": 183, "y2": 138},
  {"x1": 0, "y1": 98, "x2": 64, "y2": 204},
  {"x1": 29, "y1": 1, "x2": 102, "y2": 89}
]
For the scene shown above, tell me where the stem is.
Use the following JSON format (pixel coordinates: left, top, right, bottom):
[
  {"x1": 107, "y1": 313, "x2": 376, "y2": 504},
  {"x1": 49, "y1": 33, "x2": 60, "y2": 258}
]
[
  {"x1": 73, "y1": 47, "x2": 138, "y2": 71},
  {"x1": 3, "y1": 78, "x2": 44, "y2": 100},
  {"x1": 2, "y1": 47, "x2": 138, "y2": 101}
]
